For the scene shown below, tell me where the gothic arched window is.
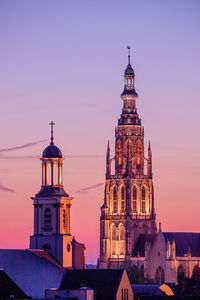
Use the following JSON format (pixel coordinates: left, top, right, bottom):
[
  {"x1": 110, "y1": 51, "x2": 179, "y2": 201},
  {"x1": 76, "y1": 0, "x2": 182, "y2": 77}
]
[
  {"x1": 155, "y1": 266, "x2": 165, "y2": 284},
  {"x1": 192, "y1": 266, "x2": 200, "y2": 283},
  {"x1": 136, "y1": 140, "x2": 142, "y2": 168},
  {"x1": 112, "y1": 225, "x2": 116, "y2": 240},
  {"x1": 120, "y1": 225, "x2": 125, "y2": 240},
  {"x1": 111, "y1": 224, "x2": 117, "y2": 255},
  {"x1": 132, "y1": 186, "x2": 137, "y2": 213},
  {"x1": 141, "y1": 186, "x2": 146, "y2": 214},
  {"x1": 177, "y1": 265, "x2": 185, "y2": 285},
  {"x1": 113, "y1": 186, "x2": 118, "y2": 213},
  {"x1": 44, "y1": 208, "x2": 51, "y2": 228},
  {"x1": 121, "y1": 186, "x2": 125, "y2": 213},
  {"x1": 125, "y1": 139, "x2": 132, "y2": 157},
  {"x1": 116, "y1": 141, "x2": 122, "y2": 167},
  {"x1": 119, "y1": 225, "x2": 125, "y2": 255}
]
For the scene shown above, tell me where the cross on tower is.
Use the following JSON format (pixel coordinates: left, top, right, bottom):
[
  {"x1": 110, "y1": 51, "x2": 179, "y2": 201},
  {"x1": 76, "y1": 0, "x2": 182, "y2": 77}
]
[
  {"x1": 127, "y1": 46, "x2": 131, "y2": 64},
  {"x1": 49, "y1": 121, "x2": 55, "y2": 144}
]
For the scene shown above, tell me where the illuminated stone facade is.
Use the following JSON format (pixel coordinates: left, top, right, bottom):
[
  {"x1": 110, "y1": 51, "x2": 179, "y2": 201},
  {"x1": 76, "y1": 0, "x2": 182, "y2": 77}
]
[
  {"x1": 30, "y1": 123, "x2": 85, "y2": 269},
  {"x1": 99, "y1": 53, "x2": 200, "y2": 285},
  {"x1": 99, "y1": 53, "x2": 157, "y2": 269}
]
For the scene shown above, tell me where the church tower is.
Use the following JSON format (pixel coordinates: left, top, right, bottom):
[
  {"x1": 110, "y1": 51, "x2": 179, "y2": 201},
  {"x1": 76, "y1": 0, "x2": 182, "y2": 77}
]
[
  {"x1": 30, "y1": 122, "x2": 85, "y2": 269},
  {"x1": 99, "y1": 49, "x2": 157, "y2": 269}
]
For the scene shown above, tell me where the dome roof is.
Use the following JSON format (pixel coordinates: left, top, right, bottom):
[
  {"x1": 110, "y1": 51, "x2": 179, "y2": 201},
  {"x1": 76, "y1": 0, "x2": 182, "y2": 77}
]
[
  {"x1": 42, "y1": 142, "x2": 62, "y2": 158},
  {"x1": 124, "y1": 64, "x2": 135, "y2": 76}
]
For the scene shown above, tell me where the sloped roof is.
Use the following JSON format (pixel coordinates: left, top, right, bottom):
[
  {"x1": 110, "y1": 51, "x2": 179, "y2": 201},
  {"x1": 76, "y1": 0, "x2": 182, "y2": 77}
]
[
  {"x1": 0, "y1": 269, "x2": 28, "y2": 299},
  {"x1": 59, "y1": 269, "x2": 124, "y2": 300},
  {"x1": 0, "y1": 249, "x2": 64, "y2": 298},
  {"x1": 163, "y1": 232, "x2": 200, "y2": 257},
  {"x1": 131, "y1": 284, "x2": 174, "y2": 296},
  {"x1": 29, "y1": 249, "x2": 61, "y2": 267},
  {"x1": 132, "y1": 234, "x2": 156, "y2": 257}
]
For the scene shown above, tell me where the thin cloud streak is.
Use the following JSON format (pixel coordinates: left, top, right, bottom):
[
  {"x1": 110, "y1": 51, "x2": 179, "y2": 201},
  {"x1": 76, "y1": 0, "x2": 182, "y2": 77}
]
[
  {"x1": 65, "y1": 154, "x2": 104, "y2": 158},
  {"x1": 0, "y1": 140, "x2": 47, "y2": 153},
  {"x1": 0, "y1": 155, "x2": 40, "y2": 160},
  {"x1": 76, "y1": 182, "x2": 104, "y2": 194},
  {"x1": 0, "y1": 154, "x2": 104, "y2": 160},
  {"x1": 0, "y1": 183, "x2": 15, "y2": 193}
]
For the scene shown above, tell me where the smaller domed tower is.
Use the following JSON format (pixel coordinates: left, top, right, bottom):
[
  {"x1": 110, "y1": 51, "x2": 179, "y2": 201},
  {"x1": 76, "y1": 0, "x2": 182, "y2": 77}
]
[{"x1": 30, "y1": 122, "x2": 85, "y2": 269}]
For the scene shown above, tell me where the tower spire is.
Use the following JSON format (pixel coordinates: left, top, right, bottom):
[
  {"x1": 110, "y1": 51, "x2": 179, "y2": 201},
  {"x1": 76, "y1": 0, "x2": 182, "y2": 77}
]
[
  {"x1": 106, "y1": 140, "x2": 111, "y2": 178},
  {"x1": 147, "y1": 140, "x2": 152, "y2": 178},
  {"x1": 49, "y1": 121, "x2": 55, "y2": 144}
]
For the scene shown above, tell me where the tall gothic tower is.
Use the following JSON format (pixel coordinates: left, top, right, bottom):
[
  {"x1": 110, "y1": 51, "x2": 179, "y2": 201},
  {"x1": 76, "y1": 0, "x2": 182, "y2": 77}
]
[
  {"x1": 99, "y1": 50, "x2": 157, "y2": 269},
  {"x1": 30, "y1": 122, "x2": 85, "y2": 269}
]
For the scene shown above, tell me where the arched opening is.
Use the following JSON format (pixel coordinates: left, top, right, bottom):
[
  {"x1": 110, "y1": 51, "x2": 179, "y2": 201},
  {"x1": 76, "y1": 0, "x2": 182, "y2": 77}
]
[
  {"x1": 42, "y1": 243, "x2": 51, "y2": 253},
  {"x1": 192, "y1": 266, "x2": 200, "y2": 283},
  {"x1": 141, "y1": 186, "x2": 146, "y2": 214},
  {"x1": 111, "y1": 224, "x2": 117, "y2": 255},
  {"x1": 121, "y1": 186, "x2": 125, "y2": 213},
  {"x1": 120, "y1": 225, "x2": 125, "y2": 240},
  {"x1": 125, "y1": 139, "x2": 132, "y2": 157},
  {"x1": 44, "y1": 208, "x2": 52, "y2": 229},
  {"x1": 136, "y1": 140, "x2": 142, "y2": 168},
  {"x1": 119, "y1": 224, "x2": 125, "y2": 256},
  {"x1": 63, "y1": 209, "x2": 67, "y2": 229},
  {"x1": 117, "y1": 141, "x2": 123, "y2": 167},
  {"x1": 113, "y1": 186, "x2": 118, "y2": 213},
  {"x1": 155, "y1": 266, "x2": 165, "y2": 284},
  {"x1": 177, "y1": 265, "x2": 185, "y2": 285},
  {"x1": 132, "y1": 186, "x2": 137, "y2": 213}
]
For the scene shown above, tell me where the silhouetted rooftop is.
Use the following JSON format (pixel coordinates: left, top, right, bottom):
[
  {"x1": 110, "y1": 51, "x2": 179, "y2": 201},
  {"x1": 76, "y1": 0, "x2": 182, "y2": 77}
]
[
  {"x1": 0, "y1": 269, "x2": 28, "y2": 299},
  {"x1": 163, "y1": 232, "x2": 200, "y2": 257},
  {"x1": 60, "y1": 269, "x2": 124, "y2": 300}
]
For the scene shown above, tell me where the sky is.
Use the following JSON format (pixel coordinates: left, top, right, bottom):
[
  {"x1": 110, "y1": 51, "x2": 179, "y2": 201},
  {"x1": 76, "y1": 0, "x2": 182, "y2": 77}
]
[{"x1": 0, "y1": 0, "x2": 199, "y2": 264}]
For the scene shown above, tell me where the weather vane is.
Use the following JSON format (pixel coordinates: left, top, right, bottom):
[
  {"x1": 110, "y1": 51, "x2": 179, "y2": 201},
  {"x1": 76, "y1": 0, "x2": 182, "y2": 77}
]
[{"x1": 49, "y1": 121, "x2": 55, "y2": 144}]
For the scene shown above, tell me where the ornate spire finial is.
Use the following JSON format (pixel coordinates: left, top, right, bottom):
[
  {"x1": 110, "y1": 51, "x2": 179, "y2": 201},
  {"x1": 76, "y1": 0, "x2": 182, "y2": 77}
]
[
  {"x1": 127, "y1": 46, "x2": 131, "y2": 65},
  {"x1": 148, "y1": 140, "x2": 151, "y2": 151},
  {"x1": 49, "y1": 121, "x2": 55, "y2": 144},
  {"x1": 107, "y1": 140, "x2": 110, "y2": 151}
]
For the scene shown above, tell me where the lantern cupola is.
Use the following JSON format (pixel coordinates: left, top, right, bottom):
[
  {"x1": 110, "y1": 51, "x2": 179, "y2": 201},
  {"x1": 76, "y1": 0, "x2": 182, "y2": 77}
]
[
  {"x1": 36, "y1": 121, "x2": 68, "y2": 197},
  {"x1": 121, "y1": 46, "x2": 138, "y2": 97}
]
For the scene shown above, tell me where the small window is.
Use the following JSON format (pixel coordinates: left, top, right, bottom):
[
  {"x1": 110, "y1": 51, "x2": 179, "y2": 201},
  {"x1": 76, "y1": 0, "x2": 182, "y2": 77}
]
[{"x1": 121, "y1": 288, "x2": 129, "y2": 300}]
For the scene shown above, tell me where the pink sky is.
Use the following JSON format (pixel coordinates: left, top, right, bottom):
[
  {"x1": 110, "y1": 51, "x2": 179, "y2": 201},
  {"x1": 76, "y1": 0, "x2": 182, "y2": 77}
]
[{"x1": 0, "y1": 0, "x2": 199, "y2": 263}]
